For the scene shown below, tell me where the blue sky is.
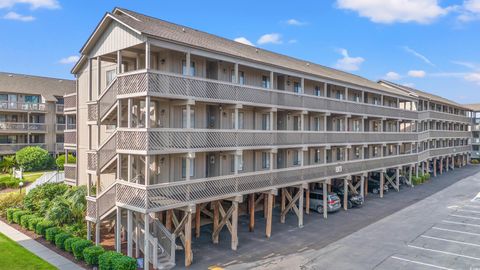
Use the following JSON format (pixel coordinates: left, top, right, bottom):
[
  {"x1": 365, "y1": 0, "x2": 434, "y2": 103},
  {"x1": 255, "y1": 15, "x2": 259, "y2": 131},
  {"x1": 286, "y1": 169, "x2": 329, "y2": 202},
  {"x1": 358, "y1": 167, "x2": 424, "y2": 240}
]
[{"x1": 0, "y1": 0, "x2": 479, "y2": 103}]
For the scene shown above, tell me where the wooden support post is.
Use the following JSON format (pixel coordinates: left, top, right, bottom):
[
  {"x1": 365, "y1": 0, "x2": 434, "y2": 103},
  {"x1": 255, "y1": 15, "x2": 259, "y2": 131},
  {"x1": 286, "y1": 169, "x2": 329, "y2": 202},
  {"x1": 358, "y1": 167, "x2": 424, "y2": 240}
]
[
  {"x1": 364, "y1": 173, "x2": 368, "y2": 197},
  {"x1": 305, "y1": 185, "x2": 310, "y2": 215},
  {"x1": 144, "y1": 213, "x2": 150, "y2": 270},
  {"x1": 323, "y1": 181, "x2": 328, "y2": 219},
  {"x1": 185, "y1": 211, "x2": 193, "y2": 267},
  {"x1": 249, "y1": 194, "x2": 255, "y2": 232},
  {"x1": 195, "y1": 204, "x2": 201, "y2": 238},
  {"x1": 380, "y1": 171, "x2": 384, "y2": 198},
  {"x1": 231, "y1": 201, "x2": 239, "y2": 251},
  {"x1": 343, "y1": 178, "x2": 348, "y2": 210},
  {"x1": 360, "y1": 175, "x2": 365, "y2": 198},
  {"x1": 265, "y1": 193, "x2": 273, "y2": 238},
  {"x1": 395, "y1": 168, "x2": 400, "y2": 192},
  {"x1": 280, "y1": 188, "x2": 286, "y2": 223},
  {"x1": 166, "y1": 209, "x2": 173, "y2": 232},
  {"x1": 127, "y1": 210, "x2": 132, "y2": 257},
  {"x1": 298, "y1": 186, "x2": 304, "y2": 228},
  {"x1": 213, "y1": 201, "x2": 219, "y2": 244},
  {"x1": 433, "y1": 159, "x2": 437, "y2": 177},
  {"x1": 263, "y1": 193, "x2": 268, "y2": 218},
  {"x1": 116, "y1": 207, "x2": 121, "y2": 252}
]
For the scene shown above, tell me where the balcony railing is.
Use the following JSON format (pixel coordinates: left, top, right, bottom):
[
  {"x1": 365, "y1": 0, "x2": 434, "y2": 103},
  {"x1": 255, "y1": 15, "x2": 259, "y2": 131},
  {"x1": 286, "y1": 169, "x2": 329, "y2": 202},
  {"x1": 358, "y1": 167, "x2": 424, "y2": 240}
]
[
  {"x1": 55, "y1": 142, "x2": 64, "y2": 152},
  {"x1": 116, "y1": 128, "x2": 420, "y2": 153},
  {"x1": 56, "y1": 124, "x2": 66, "y2": 132},
  {"x1": 64, "y1": 164, "x2": 76, "y2": 182},
  {"x1": 0, "y1": 143, "x2": 46, "y2": 154},
  {"x1": 473, "y1": 138, "x2": 480, "y2": 144},
  {"x1": 56, "y1": 104, "x2": 64, "y2": 114},
  {"x1": 418, "y1": 111, "x2": 471, "y2": 124},
  {"x1": 0, "y1": 102, "x2": 48, "y2": 112},
  {"x1": 64, "y1": 93, "x2": 77, "y2": 112},
  {"x1": 64, "y1": 130, "x2": 76, "y2": 146},
  {"x1": 0, "y1": 122, "x2": 47, "y2": 132},
  {"x1": 116, "y1": 70, "x2": 419, "y2": 120}
]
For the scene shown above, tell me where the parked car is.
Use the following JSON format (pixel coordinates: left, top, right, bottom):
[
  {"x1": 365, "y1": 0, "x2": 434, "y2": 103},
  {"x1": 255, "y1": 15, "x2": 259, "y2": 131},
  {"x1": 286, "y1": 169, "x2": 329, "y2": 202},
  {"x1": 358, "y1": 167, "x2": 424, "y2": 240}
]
[
  {"x1": 306, "y1": 189, "x2": 341, "y2": 213},
  {"x1": 333, "y1": 187, "x2": 364, "y2": 209},
  {"x1": 368, "y1": 178, "x2": 389, "y2": 194}
]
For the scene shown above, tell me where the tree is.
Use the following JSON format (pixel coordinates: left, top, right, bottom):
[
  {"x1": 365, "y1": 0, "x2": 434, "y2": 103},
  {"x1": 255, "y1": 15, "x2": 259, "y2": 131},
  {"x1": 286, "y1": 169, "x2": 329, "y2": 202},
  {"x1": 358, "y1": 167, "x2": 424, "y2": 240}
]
[
  {"x1": 15, "y1": 146, "x2": 53, "y2": 172},
  {"x1": 55, "y1": 154, "x2": 76, "y2": 170},
  {"x1": 0, "y1": 155, "x2": 16, "y2": 173}
]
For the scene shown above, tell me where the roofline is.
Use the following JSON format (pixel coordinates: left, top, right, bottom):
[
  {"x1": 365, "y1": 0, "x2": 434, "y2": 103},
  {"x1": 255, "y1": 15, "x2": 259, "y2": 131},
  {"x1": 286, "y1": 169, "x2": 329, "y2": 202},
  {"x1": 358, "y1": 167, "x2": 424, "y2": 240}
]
[{"x1": 0, "y1": 71, "x2": 75, "y2": 82}]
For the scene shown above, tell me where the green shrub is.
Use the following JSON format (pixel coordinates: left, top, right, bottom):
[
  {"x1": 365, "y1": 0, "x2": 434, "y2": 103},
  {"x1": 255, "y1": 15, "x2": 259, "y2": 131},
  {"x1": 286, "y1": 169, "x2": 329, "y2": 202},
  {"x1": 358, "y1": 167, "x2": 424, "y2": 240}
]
[
  {"x1": 45, "y1": 227, "x2": 63, "y2": 243},
  {"x1": 0, "y1": 155, "x2": 16, "y2": 174},
  {"x1": 83, "y1": 245, "x2": 105, "y2": 266},
  {"x1": 99, "y1": 251, "x2": 123, "y2": 270},
  {"x1": 6, "y1": 208, "x2": 20, "y2": 223},
  {"x1": 15, "y1": 146, "x2": 54, "y2": 172},
  {"x1": 24, "y1": 183, "x2": 68, "y2": 213},
  {"x1": 112, "y1": 255, "x2": 137, "y2": 270},
  {"x1": 471, "y1": 159, "x2": 479, "y2": 165},
  {"x1": 20, "y1": 214, "x2": 36, "y2": 229},
  {"x1": 12, "y1": 210, "x2": 29, "y2": 224},
  {"x1": 55, "y1": 154, "x2": 76, "y2": 170},
  {"x1": 0, "y1": 176, "x2": 22, "y2": 189},
  {"x1": 425, "y1": 173, "x2": 431, "y2": 180},
  {"x1": 46, "y1": 197, "x2": 72, "y2": 226},
  {"x1": 71, "y1": 239, "x2": 93, "y2": 260},
  {"x1": 35, "y1": 220, "x2": 55, "y2": 236},
  {"x1": 64, "y1": 222, "x2": 87, "y2": 238},
  {"x1": 28, "y1": 216, "x2": 43, "y2": 231},
  {"x1": 55, "y1": 232, "x2": 72, "y2": 250},
  {"x1": 64, "y1": 237, "x2": 82, "y2": 253}
]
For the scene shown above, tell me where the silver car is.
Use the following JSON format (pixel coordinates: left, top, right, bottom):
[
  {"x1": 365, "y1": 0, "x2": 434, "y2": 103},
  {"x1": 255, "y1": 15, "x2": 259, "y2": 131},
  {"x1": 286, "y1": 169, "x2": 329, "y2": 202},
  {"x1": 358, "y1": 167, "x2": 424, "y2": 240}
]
[{"x1": 307, "y1": 189, "x2": 341, "y2": 213}]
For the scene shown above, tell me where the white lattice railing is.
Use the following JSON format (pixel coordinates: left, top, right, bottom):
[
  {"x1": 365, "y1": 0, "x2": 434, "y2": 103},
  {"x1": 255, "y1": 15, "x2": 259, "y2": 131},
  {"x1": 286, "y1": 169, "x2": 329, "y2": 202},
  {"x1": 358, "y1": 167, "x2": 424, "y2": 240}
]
[
  {"x1": 64, "y1": 130, "x2": 76, "y2": 145},
  {"x1": 64, "y1": 164, "x2": 76, "y2": 181},
  {"x1": 87, "y1": 132, "x2": 117, "y2": 172},
  {"x1": 86, "y1": 182, "x2": 117, "y2": 221},
  {"x1": 418, "y1": 110, "x2": 471, "y2": 124},
  {"x1": 116, "y1": 70, "x2": 420, "y2": 120},
  {"x1": 64, "y1": 93, "x2": 76, "y2": 111},
  {"x1": 88, "y1": 79, "x2": 118, "y2": 122},
  {"x1": 26, "y1": 171, "x2": 65, "y2": 193}
]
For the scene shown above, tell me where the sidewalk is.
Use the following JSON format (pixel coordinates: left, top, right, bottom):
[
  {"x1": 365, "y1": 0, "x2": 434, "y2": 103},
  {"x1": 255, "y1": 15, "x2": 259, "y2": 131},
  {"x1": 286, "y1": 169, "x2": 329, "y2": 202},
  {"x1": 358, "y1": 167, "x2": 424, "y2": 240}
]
[{"x1": 0, "y1": 220, "x2": 84, "y2": 270}]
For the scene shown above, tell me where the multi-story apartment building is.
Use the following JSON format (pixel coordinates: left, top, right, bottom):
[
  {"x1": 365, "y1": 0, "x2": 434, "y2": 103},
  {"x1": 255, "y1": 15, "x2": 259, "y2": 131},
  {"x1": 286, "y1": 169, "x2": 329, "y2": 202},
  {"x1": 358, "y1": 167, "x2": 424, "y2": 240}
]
[
  {"x1": 67, "y1": 8, "x2": 473, "y2": 268},
  {"x1": 0, "y1": 72, "x2": 75, "y2": 160},
  {"x1": 465, "y1": 104, "x2": 480, "y2": 160}
]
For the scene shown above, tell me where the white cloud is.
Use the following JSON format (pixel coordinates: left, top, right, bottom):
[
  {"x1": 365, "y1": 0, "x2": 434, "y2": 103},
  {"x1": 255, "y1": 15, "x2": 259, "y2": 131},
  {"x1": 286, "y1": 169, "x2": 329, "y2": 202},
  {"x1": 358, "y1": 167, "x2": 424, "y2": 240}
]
[
  {"x1": 465, "y1": 72, "x2": 480, "y2": 84},
  {"x1": 334, "y1": 49, "x2": 365, "y2": 71},
  {"x1": 452, "y1": 60, "x2": 479, "y2": 69},
  {"x1": 384, "y1": 71, "x2": 401, "y2": 81},
  {"x1": 402, "y1": 82, "x2": 415, "y2": 87},
  {"x1": 403, "y1": 46, "x2": 435, "y2": 66},
  {"x1": 59, "y1": 55, "x2": 79, "y2": 64},
  {"x1": 285, "y1": 19, "x2": 307, "y2": 26},
  {"x1": 234, "y1": 37, "x2": 254, "y2": 46},
  {"x1": 336, "y1": 0, "x2": 450, "y2": 24},
  {"x1": 288, "y1": 39, "x2": 298, "y2": 44},
  {"x1": 0, "y1": 0, "x2": 59, "y2": 9},
  {"x1": 257, "y1": 33, "x2": 282, "y2": 45},
  {"x1": 458, "y1": 0, "x2": 480, "y2": 21},
  {"x1": 408, "y1": 70, "x2": 426, "y2": 78},
  {"x1": 3, "y1": 11, "x2": 34, "y2": 21}
]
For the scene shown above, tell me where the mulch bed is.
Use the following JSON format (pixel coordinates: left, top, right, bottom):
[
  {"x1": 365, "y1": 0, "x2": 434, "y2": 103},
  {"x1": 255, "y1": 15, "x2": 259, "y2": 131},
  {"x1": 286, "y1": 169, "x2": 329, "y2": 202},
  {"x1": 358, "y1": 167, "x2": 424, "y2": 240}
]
[{"x1": 0, "y1": 217, "x2": 92, "y2": 270}]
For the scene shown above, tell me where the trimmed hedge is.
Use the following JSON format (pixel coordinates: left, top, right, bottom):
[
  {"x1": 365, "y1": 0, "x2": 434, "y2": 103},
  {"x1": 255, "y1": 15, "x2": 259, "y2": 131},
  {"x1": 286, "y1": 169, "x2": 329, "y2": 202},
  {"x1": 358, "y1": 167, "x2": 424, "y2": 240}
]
[
  {"x1": 112, "y1": 255, "x2": 137, "y2": 270},
  {"x1": 71, "y1": 239, "x2": 93, "y2": 260},
  {"x1": 99, "y1": 251, "x2": 123, "y2": 270},
  {"x1": 28, "y1": 217, "x2": 43, "y2": 231},
  {"x1": 83, "y1": 245, "x2": 105, "y2": 266},
  {"x1": 6, "y1": 208, "x2": 19, "y2": 223},
  {"x1": 12, "y1": 210, "x2": 29, "y2": 224},
  {"x1": 55, "y1": 232, "x2": 72, "y2": 250},
  {"x1": 35, "y1": 220, "x2": 55, "y2": 236},
  {"x1": 20, "y1": 214, "x2": 36, "y2": 229},
  {"x1": 45, "y1": 227, "x2": 63, "y2": 243},
  {"x1": 64, "y1": 237, "x2": 82, "y2": 253}
]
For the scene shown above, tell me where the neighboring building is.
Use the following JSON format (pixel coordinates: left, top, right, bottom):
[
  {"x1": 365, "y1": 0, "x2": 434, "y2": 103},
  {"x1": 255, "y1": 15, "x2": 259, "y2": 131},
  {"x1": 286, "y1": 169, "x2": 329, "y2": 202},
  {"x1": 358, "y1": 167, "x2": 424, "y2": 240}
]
[
  {"x1": 465, "y1": 104, "x2": 480, "y2": 160},
  {"x1": 0, "y1": 72, "x2": 75, "y2": 160},
  {"x1": 67, "y1": 8, "x2": 473, "y2": 268}
]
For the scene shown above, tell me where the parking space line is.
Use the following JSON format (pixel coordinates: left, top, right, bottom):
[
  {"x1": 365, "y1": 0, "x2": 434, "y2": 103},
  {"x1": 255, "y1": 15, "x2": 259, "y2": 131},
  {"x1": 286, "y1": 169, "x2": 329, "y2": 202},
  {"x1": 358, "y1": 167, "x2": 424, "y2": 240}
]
[
  {"x1": 450, "y1": 214, "x2": 480, "y2": 220},
  {"x1": 462, "y1": 204, "x2": 480, "y2": 209},
  {"x1": 432, "y1": 226, "x2": 480, "y2": 237},
  {"x1": 390, "y1": 256, "x2": 454, "y2": 270},
  {"x1": 442, "y1": 220, "x2": 480, "y2": 227},
  {"x1": 408, "y1": 245, "x2": 480, "y2": 261},
  {"x1": 420, "y1": 235, "x2": 480, "y2": 248},
  {"x1": 456, "y1": 209, "x2": 480, "y2": 214}
]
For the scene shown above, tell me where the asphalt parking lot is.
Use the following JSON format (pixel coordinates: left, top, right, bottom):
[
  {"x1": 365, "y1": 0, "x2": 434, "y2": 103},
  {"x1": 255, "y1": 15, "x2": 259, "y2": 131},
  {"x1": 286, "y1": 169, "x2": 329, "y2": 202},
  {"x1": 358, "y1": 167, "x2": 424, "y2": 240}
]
[{"x1": 173, "y1": 165, "x2": 480, "y2": 269}]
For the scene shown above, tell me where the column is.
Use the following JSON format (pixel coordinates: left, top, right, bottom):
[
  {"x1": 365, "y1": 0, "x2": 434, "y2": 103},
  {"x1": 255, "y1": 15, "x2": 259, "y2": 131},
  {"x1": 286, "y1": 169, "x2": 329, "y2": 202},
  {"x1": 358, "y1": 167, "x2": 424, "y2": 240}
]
[
  {"x1": 343, "y1": 178, "x2": 348, "y2": 210},
  {"x1": 395, "y1": 168, "x2": 400, "y2": 191},
  {"x1": 185, "y1": 52, "x2": 191, "y2": 76},
  {"x1": 127, "y1": 210, "x2": 133, "y2": 257},
  {"x1": 234, "y1": 107, "x2": 239, "y2": 130},
  {"x1": 145, "y1": 96, "x2": 151, "y2": 128},
  {"x1": 97, "y1": 56, "x2": 101, "y2": 95},
  {"x1": 360, "y1": 175, "x2": 365, "y2": 198},
  {"x1": 186, "y1": 104, "x2": 191, "y2": 129},
  {"x1": 269, "y1": 110, "x2": 274, "y2": 130},
  {"x1": 117, "y1": 50, "x2": 123, "y2": 74},
  {"x1": 322, "y1": 181, "x2": 328, "y2": 219},
  {"x1": 116, "y1": 207, "x2": 121, "y2": 252},
  {"x1": 144, "y1": 214, "x2": 150, "y2": 270},
  {"x1": 234, "y1": 63, "x2": 239, "y2": 83},
  {"x1": 145, "y1": 42, "x2": 151, "y2": 69},
  {"x1": 380, "y1": 171, "x2": 384, "y2": 198},
  {"x1": 269, "y1": 71, "x2": 274, "y2": 89}
]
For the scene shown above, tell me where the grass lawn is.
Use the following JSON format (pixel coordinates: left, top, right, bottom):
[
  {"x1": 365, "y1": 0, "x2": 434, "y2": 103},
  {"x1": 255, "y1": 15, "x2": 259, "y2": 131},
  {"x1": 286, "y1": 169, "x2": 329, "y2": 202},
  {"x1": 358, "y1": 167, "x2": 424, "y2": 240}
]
[{"x1": 0, "y1": 232, "x2": 56, "y2": 270}]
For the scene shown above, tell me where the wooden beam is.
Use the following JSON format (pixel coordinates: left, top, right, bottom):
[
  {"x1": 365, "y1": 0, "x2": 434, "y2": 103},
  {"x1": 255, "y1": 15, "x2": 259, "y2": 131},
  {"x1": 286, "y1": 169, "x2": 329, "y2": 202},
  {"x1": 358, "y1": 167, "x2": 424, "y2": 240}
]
[
  {"x1": 249, "y1": 194, "x2": 255, "y2": 232},
  {"x1": 185, "y1": 212, "x2": 192, "y2": 267},
  {"x1": 265, "y1": 193, "x2": 273, "y2": 238},
  {"x1": 280, "y1": 188, "x2": 286, "y2": 223},
  {"x1": 380, "y1": 171, "x2": 384, "y2": 198},
  {"x1": 195, "y1": 204, "x2": 201, "y2": 238},
  {"x1": 231, "y1": 201, "x2": 238, "y2": 250},
  {"x1": 166, "y1": 209, "x2": 173, "y2": 232},
  {"x1": 305, "y1": 185, "x2": 310, "y2": 215}
]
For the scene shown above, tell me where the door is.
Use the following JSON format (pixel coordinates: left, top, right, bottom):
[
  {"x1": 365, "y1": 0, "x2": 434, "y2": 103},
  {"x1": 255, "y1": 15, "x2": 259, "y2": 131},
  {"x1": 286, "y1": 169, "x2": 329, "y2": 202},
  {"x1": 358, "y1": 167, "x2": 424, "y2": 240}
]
[
  {"x1": 205, "y1": 153, "x2": 217, "y2": 177},
  {"x1": 9, "y1": 94, "x2": 17, "y2": 109}
]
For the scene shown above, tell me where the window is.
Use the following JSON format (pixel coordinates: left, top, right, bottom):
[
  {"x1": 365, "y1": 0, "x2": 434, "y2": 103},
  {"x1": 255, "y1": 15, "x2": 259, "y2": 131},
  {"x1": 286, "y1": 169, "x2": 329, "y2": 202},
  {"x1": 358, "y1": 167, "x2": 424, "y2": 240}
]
[
  {"x1": 293, "y1": 150, "x2": 300, "y2": 165},
  {"x1": 182, "y1": 108, "x2": 195, "y2": 128},
  {"x1": 314, "y1": 86, "x2": 321, "y2": 96},
  {"x1": 182, "y1": 60, "x2": 196, "y2": 76},
  {"x1": 106, "y1": 69, "x2": 116, "y2": 85},
  {"x1": 231, "y1": 112, "x2": 244, "y2": 129},
  {"x1": 336, "y1": 91, "x2": 344, "y2": 100},
  {"x1": 181, "y1": 158, "x2": 195, "y2": 178},
  {"x1": 353, "y1": 120, "x2": 360, "y2": 132},
  {"x1": 261, "y1": 114, "x2": 270, "y2": 130},
  {"x1": 230, "y1": 155, "x2": 244, "y2": 172},
  {"x1": 314, "y1": 149, "x2": 321, "y2": 163},
  {"x1": 354, "y1": 93, "x2": 361, "y2": 102},
  {"x1": 355, "y1": 147, "x2": 361, "y2": 159},
  {"x1": 336, "y1": 149, "x2": 343, "y2": 161},
  {"x1": 313, "y1": 117, "x2": 320, "y2": 131},
  {"x1": 373, "y1": 97, "x2": 380, "y2": 105},
  {"x1": 373, "y1": 147, "x2": 379, "y2": 157},
  {"x1": 239, "y1": 71, "x2": 245, "y2": 85},
  {"x1": 262, "y1": 152, "x2": 270, "y2": 169},
  {"x1": 24, "y1": 95, "x2": 39, "y2": 103},
  {"x1": 293, "y1": 116, "x2": 299, "y2": 131},
  {"x1": 336, "y1": 118, "x2": 344, "y2": 131},
  {"x1": 262, "y1": 75, "x2": 270, "y2": 88},
  {"x1": 294, "y1": 82, "x2": 301, "y2": 93}
]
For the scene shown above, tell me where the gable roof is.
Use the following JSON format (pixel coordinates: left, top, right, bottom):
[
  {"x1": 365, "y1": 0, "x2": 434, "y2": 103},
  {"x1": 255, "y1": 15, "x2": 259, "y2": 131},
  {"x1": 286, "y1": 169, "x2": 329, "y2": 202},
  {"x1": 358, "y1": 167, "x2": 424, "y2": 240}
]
[
  {"x1": 0, "y1": 72, "x2": 75, "y2": 102},
  {"x1": 378, "y1": 80, "x2": 469, "y2": 110},
  {"x1": 74, "y1": 7, "x2": 411, "y2": 99},
  {"x1": 464, "y1": 104, "x2": 480, "y2": 112}
]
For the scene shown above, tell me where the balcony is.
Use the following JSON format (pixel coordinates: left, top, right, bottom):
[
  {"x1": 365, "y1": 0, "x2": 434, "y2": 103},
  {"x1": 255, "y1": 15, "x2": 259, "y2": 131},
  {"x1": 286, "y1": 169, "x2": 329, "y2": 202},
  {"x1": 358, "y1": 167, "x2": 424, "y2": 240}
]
[
  {"x1": 56, "y1": 104, "x2": 64, "y2": 114},
  {"x1": 115, "y1": 128, "x2": 419, "y2": 154},
  {"x1": 55, "y1": 143, "x2": 64, "y2": 152},
  {"x1": 418, "y1": 110, "x2": 471, "y2": 124},
  {"x1": 472, "y1": 138, "x2": 480, "y2": 144},
  {"x1": 64, "y1": 129, "x2": 76, "y2": 147},
  {"x1": 0, "y1": 122, "x2": 46, "y2": 132},
  {"x1": 0, "y1": 143, "x2": 46, "y2": 154},
  {"x1": 114, "y1": 70, "x2": 419, "y2": 120},
  {"x1": 0, "y1": 102, "x2": 48, "y2": 112},
  {"x1": 64, "y1": 164, "x2": 76, "y2": 182},
  {"x1": 56, "y1": 124, "x2": 66, "y2": 132},
  {"x1": 64, "y1": 93, "x2": 77, "y2": 113},
  {"x1": 426, "y1": 130, "x2": 472, "y2": 139}
]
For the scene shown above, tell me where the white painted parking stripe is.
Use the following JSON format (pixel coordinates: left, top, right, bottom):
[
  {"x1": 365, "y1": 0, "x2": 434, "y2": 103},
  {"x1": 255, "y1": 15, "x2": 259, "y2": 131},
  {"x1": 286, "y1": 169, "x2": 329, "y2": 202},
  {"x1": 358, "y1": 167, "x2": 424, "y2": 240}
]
[
  {"x1": 471, "y1": 192, "x2": 480, "y2": 202},
  {"x1": 408, "y1": 245, "x2": 480, "y2": 261},
  {"x1": 432, "y1": 226, "x2": 480, "y2": 237},
  {"x1": 420, "y1": 235, "x2": 480, "y2": 248},
  {"x1": 456, "y1": 209, "x2": 480, "y2": 214},
  {"x1": 442, "y1": 220, "x2": 480, "y2": 228},
  {"x1": 390, "y1": 256, "x2": 454, "y2": 270},
  {"x1": 450, "y1": 214, "x2": 480, "y2": 220},
  {"x1": 462, "y1": 204, "x2": 480, "y2": 209}
]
